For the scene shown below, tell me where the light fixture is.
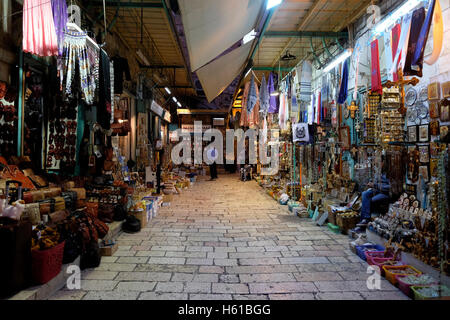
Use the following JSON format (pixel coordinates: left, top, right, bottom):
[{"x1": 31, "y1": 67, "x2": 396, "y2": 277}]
[
  {"x1": 323, "y1": 48, "x2": 353, "y2": 73},
  {"x1": 243, "y1": 29, "x2": 257, "y2": 45},
  {"x1": 270, "y1": 91, "x2": 280, "y2": 97},
  {"x1": 177, "y1": 102, "x2": 182, "y2": 107},
  {"x1": 281, "y1": 50, "x2": 296, "y2": 61},
  {"x1": 373, "y1": 0, "x2": 424, "y2": 35},
  {"x1": 136, "y1": 49, "x2": 150, "y2": 66},
  {"x1": 267, "y1": 0, "x2": 283, "y2": 10},
  {"x1": 165, "y1": 87, "x2": 171, "y2": 94},
  {"x1": 172, "y1": 97, "x2": 178, "y2": 103},
  {"x1": 244, "y1": 68, "x2": 252, "y2": 78}
]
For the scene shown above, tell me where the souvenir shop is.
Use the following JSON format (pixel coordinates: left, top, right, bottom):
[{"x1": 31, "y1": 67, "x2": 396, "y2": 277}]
[
  {"x1": 0, "y1": 0, "x2": 194, "y2": 298},
  {"x1": 234, "y1": 0, "x2": 450, "y2": 299}
]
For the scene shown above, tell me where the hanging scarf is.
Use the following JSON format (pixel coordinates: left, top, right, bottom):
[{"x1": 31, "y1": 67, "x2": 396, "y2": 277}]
[
  {"x1": 390, "y1": 14, "x2": 412, "y2": 76},
  {"x1": 268, "y1": 72, "x2": 279, "y2": 114},
  {"x1": 279, "y1": 92, "x2": 286, "y2": 130},
  {"x1": 391, "y1": 23, "x2": 402, "y2": 81},
  {"x1": 412, "y1": 0, "x2": 436, "y2": 72},
  {"x1": 316, "y1": 90, "x2": 321, "y2": 124},
  {"x1": 51, "y1": 0, "x2": 68, "y2": 56},
  {"x1": 247, "y1": 75, "x2": 257, "y2": 114},
  {"x1": 291, "y1": 78, "x2": 298, "y2": 119},
  {"x1": 259, "y1": 74, "x2": 269, "y2": 115},
  {"x1": 425, "y1": 0, "x2": 443, "y2": 65},
  {"x1": 308, "y1": 93, "x2": 314, "y2": 125},
  {"x1": 383, "y1": 31, "x2": 393, "y2": 82},
  {"x1": 403, "y1": 7, "x2": 425, "y2": 77},
  {"x1": 337, "y1": 59, "x2": 349, "y2": 104},
  {"x1": 352, "y1": 39, "x2": 362, "y2": 101},
  {"x1": 370, "y1": 40, "x2": 382, "y2": 95}
]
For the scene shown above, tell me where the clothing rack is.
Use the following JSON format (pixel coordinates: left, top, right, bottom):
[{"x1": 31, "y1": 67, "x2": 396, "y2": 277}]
[{"x1": 66, "y1": 22, "x2": 99, "y2": 50}]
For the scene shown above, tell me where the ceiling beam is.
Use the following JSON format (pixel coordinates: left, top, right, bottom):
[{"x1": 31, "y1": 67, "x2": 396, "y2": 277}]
[
  {"x1": 90, "y1": 1, "x2": 163, "y2": 8},
  {"x1": 264, "y1": 31, "x2": 348, "y2": 39},
  {"x1": 253, "y1": 67, "x2": 292, "y2": 71},
  {"x1": 269, "y1": 0, "x2": 328, "y2": 67},
  {"x1": 333, "y1": 0, "x2": 376, "y2": 32}
]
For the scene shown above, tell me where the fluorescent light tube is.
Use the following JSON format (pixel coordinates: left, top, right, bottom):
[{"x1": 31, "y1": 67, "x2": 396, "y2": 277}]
[
  {"x1": 177, "y1": 102, "x2": 182, "y2": 107},
  {"x1": 323, "y1": 48, "x2": 353, "y2": 73},
  {"x1": 244, "y1": 68, "x2": 252, "y2": 78},
  {"x1": 267, "y1": 0, "x2": 283, "y2": 10},
  {"x1": 165, "y1": 87, "x2": 171, "y2": 94},
  {"x1": 243, "y1": 29, "x2": 257, "y2": 45},
  {"x1": 373, "y1": 0, "x2": 424, "y2": 35},
  {"x1": 172, "y1": 97, "x2": 177, "y2": 103}
]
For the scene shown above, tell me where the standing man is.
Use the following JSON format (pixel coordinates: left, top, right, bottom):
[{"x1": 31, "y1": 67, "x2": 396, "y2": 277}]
[{"x1": 208, "y1": 147, "x2": 218, "y2": 181}]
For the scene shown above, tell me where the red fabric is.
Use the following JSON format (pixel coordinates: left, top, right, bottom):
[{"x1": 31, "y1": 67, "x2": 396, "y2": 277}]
[
  {"x1": 391, "y1": 24, "x2": 402, "y2": 82},
  {"x1": 371, "y1": 40, "x2": 382, "y2": 95}
]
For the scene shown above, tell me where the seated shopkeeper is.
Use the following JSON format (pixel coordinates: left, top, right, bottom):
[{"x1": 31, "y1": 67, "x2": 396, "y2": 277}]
[{"x1": 354, "y1": 170, "x2": 390, "y2": 233}]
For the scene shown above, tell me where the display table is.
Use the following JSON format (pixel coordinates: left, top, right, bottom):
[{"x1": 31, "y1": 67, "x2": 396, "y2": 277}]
[{"x1": 366, "y1": 229, "x2": 450, "y2": 287}]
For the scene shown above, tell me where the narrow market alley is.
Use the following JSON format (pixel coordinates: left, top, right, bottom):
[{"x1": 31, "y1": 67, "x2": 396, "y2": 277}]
[{"x1": 49, "y1": 174, "x2": 406, "y2": 300}]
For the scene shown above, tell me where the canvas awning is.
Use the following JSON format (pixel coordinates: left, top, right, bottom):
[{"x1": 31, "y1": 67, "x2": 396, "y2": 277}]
[{"x1": 178, "y1": 0, "x2": 264, "y2": 72}]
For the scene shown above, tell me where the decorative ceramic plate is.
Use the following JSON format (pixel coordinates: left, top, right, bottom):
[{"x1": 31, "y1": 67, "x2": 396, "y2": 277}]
[
  {"x1": 416, "y1": 102, "x2": 429, "y2": 119},
  {"x1": 419, "y1": 87, "x2": 428, "y2": 102},
  {"x1": 405, "y1": 88, "x2": 417, "y2": 106},
  {"x1": 407, "y1": 107, "x2": 418, "y2": 123}
]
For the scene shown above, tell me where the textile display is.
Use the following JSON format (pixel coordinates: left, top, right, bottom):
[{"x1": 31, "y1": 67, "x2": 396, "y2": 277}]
[
  {"x1": 390, "y1": 14, "x2": 412, "y2": 76},
  {"x1": 23, "y1": 0, "x2": 59, "y2": 56},
  {"x1": 383, "y1": 31, "x2": 393, "y2": 82},
  {"x1": 240, "y1": 81, "x2": 250, "y2": 127},
  {"x1": 268, "y1": 72, "x2": 279, "y2": 114},
  {"x1": 247, "y1": 75, "x2": 257, "y2": 114},
  {"x1": 412, "y1": 0, "x2": 436, "y2": 73},
  {"x1": 292, "y1": 123, "x2": 309, "y2": 143},
  {"x1": 391, "y1": 23, "x2": 402, "y2": 81},
  {"x1": 259, "y1": 75, "x2": 269, "y2": 115},
  {"x1": 51, "y1": 0, "x2": 68, "y2": 56},
  {"x1": 338, "y1": 59, "x2": 349, "y2": 104},
  {"x1": 403, "y1": 7, "x2": 425, "y2": 77},
  {"x1": 370, "y1": 40, "x2": 382, "y2": 95},
  {"x1": 247, "y1": 83, "x2": 260, "y2": 128},
  {"x1": 425, "y1": 0, "x2": 443, "y2": 65},
  {"x1": 58, "y1": 31, "x2": 96, "y2": 105}
]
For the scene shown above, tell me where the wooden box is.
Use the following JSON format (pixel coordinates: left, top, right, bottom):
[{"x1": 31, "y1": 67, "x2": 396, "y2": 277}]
[{"x1": 100, "y1": 243, "x2": 118, "y2": 256}]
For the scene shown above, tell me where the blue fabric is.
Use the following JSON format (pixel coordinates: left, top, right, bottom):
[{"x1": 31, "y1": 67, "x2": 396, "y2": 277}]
[
  {"x1": 247, "y1": 75, "x2": 257, "y2": 114},
  {"x1": 412, "y1": 0, "x2": 436, "y2": 68},
  {"x1": 337, "y1": 59, "x2": 349, "y2": 104},
  {"x1": 268, "y1": 72, "x2": 279, "y2": 114},
  {"x1": 259, "y1": 74, "x2": 269, "y2": 114}
]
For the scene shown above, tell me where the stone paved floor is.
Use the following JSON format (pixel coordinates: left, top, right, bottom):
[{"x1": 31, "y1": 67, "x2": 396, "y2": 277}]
[{"x1": 49, "y1": 174, "x2": 408, "y2": 300}]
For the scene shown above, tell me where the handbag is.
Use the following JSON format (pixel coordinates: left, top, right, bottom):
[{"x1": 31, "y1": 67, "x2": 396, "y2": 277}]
[
  {"x1": 0, "y1": 166, "x2": 36, "y2": 190},
  {"x1": 98, "y1": 203, "x2": 114, "y2": 223},
  {"x1": 85, "y1": 202, "x2": 99, "y2": 218},
  {"x1": 53, "y1": 196, "x2": 66, "y2": 212},
  {"x1": 103, "y1": 160, "x2": 115, "y2": 171},
  {"x1": 70, "y1": 188, "x2": 86, "y2": 200},
  {"x1": 28, "y1": 175, "x2": 48, "y2": 188},
  {"x1": 49, "y1": 210, "x2": 69, "y2": 226},
  {"x1": 38, "y1": 199, "x2": 55, "y2": 215},
  {"x1": 22, "y1": 203, "x2": 41, "y2": 225}
]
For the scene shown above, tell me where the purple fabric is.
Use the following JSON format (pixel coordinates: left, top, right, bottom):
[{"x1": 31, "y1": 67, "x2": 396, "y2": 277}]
[
  {"x1": 268, "y1": 72, "x2": 279, "y2": 114},
  {"x1": 51, "y1": 0, "x2": 68, "y2": 56}
]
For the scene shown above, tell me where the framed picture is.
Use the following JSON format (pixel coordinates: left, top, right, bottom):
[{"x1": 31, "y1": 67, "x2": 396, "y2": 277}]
[
  {"x1": 440, "y1": 103, "x2": 450, "y2": 122},
  {"x1": 418, "y1": 124, "x2": 429, "y2": 142},
  {"x1": 442, "y1": 81, "x2": 450, "y2": 99},
  {"x1": 429, "y1": 120, "x2": 440, "y2": 136},
  {"x1": 429, "y1": 101, "x2": 440, "y2": 118},
  {"x1": 418, "y1": 145, "x2": 429, "y2": 163},
  {"x1": 418, "y1": 165, "x2": 429, "y2": 182},
  {"x1": 430, "y1": 142, "x2": 439, "y2": 157},
  {"x1": 430, "y1": 158, "x2": 439, "y2": 177},
  {"x1": 407, "y1": 125, "x2": 418, "y2": 142},
  {"x1": 428, "y1": 82, "x2": 440, "y2": 100},
  {"x1": 339, "y1": 126, "x2": 351, "y2": 150},
  {"x1": 441, "y1": 125, "x2": 449, "y2": 140}
]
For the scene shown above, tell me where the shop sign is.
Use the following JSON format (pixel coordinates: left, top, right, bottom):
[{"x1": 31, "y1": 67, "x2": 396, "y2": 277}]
[
  {"x1": 151, "y1": 100, "x2": 164, "y2": 117},
  {"x1": 181, "y1": 124, "x2": 211, "y2": 133}
]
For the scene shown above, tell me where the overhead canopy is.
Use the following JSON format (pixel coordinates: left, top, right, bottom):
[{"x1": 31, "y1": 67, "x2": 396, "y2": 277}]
[
  {"x1": 196, "y1": 42, "x2": 253, "y2": 102},
  {"x1": 178, "y1": 0, "x2": 264, "y2": 72}
]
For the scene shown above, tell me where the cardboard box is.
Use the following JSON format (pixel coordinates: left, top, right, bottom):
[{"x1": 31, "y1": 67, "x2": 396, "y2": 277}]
[
  {"x1": 131, "y1": 210, "x2": 148, "y2": 228},
  {"x1": 100, "y1": 243, "x2": 118, "y2": 256}
]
